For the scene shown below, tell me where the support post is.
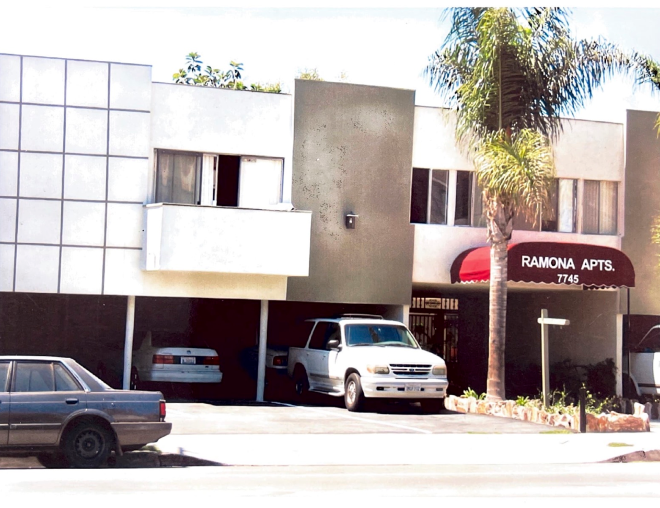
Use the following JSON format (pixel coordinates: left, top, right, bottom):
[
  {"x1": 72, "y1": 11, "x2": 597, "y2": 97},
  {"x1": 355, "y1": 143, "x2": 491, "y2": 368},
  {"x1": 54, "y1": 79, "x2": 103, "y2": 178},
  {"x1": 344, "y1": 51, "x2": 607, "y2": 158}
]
[
  {"x1": 537, "y1": 310, "x2": 570, "y2": 409},
  {"x1": 256, "y1": 300, "x2": 269, "y2": 402},
  {"x1": 540, "y1": 309, "x2": 550, "y2": 408},
  {"x1": 579, "y1": 386, "x2": 587, "y2": 433},
  {"x1": 122, "y1": 295, "x2": 136, "y2": 390}
]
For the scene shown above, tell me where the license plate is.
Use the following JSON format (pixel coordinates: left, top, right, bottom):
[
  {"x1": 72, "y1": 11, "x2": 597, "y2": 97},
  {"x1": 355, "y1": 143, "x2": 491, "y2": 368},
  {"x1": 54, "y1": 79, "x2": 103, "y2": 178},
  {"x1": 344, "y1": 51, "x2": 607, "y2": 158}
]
[
  {"x1": 405, "y1": 384, "x2": 421, "y2": 392},
  {"x1": 180, "y1": 357, "x2": 196, "y2": 365}
]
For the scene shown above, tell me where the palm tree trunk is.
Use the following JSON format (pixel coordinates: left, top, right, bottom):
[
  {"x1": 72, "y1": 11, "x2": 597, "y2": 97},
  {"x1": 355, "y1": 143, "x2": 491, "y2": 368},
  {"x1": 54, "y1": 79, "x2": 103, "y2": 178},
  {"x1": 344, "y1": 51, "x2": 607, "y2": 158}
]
[{"x1": 487, "y1": 235, "x2": 508, "y2": 401}]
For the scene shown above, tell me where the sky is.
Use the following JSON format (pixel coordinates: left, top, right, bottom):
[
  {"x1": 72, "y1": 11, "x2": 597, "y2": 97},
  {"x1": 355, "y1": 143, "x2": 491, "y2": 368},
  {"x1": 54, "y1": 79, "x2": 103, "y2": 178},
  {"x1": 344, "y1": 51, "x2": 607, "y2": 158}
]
[{"x1": 1, "y1": 5, "x2": 659, "y2": 124}]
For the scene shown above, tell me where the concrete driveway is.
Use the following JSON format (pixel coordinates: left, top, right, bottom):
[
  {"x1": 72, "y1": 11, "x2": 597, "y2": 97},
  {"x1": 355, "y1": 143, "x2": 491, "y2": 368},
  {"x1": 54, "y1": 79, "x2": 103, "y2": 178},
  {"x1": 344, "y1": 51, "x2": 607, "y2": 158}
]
[{"x1": 165, "y1": 400, "x2": 560, "y2": 435}]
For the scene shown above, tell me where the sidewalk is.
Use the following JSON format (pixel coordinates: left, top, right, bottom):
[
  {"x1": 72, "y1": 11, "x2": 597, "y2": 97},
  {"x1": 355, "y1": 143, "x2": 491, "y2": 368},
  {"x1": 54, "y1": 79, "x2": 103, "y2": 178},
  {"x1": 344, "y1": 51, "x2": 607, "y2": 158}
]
[{"x1": 155, "y1": 420, "x2": 660, "y2": 466}]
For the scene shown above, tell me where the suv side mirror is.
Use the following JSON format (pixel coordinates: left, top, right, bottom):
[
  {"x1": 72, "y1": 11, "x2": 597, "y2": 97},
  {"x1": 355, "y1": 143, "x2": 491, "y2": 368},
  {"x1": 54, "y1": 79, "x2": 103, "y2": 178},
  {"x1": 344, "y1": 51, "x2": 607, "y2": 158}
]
[{"x1": 326, "y1": 338, "x2": 341, "y2": 350}]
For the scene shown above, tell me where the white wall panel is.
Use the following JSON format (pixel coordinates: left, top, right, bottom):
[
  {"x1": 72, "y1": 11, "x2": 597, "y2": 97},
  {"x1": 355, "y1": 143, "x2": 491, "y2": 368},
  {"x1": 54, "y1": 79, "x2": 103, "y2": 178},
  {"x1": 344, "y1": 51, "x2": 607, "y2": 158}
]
[
  {"x1": 109, "y1": 64, "x2": 151, "y2": 111},
  {"x1": 22, "y1": 57, "x2": 65, "y2": 105},
  {"x1": 65, "y1": 108, "x2": 108, "y2": 155},
  {"x1": 109, "y1": 111, "x2": 150, "y2": 157},
  {"x1": 0, "y1": 103, "x2": 20, "y2": 150},
  {"x1": 17, "y1": 199, "x2": 61, "y2": 244},
  {"x1": 60, "y1": 246, "x2": 103, "y2": 294},
  {"x1": 0, "y1": 244, "x2": 14, "y2": 291},
  {"x1": 554, "y1": 120, "x2": 624, "y2": 181},
  {"x1": 21, "y1": 105, "x2": 64, "y2": 152},
  {"x1": 106, "y1": 202, "x2": 143, "y2": 247},
  {"x1": 14, "y1": 244, "x2": 59, "y2": 293},
  {"x1": 19, "y1": 152, "x2": 62, "y2": 198},
  {"x1": 104, "y1": 248, "x2": 287, "y2": 299},
  {"x1": 62, "y1": 201, "x2": 105, "y2": 246},
  {"x1": 0, "y1": 151, "x2": 18, "y2": 196},
  {"x1": 66, "y1": 60, "x2": 109, "y2": 108},
  {"x1": 0, "y1": 198, "x2": 16, "y2": 242},
  {"x1": 108, "y1": 157, "x2": 148, "y2": 202},
  {"x1": 0, "y1": 55, "x2": 21, "y2": 102},
  {"x1": 63, "y1": 155, "x2": 106, "y2": 201}
]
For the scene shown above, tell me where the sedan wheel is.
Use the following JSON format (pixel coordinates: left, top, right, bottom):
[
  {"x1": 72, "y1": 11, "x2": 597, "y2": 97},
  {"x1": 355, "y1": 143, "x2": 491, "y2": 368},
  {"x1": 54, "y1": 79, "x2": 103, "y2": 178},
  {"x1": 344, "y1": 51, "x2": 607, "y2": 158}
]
[{"x1": 64, "y1": 422, "x2": 112, "y2": 468}]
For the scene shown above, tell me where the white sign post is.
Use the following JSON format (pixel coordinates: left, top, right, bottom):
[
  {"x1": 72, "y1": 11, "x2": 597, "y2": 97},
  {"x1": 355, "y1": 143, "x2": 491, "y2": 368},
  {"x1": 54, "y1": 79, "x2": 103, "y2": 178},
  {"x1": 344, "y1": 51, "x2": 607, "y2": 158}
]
[{"x1": 537, "y1": 309, "x2": 570, "y2": 408}]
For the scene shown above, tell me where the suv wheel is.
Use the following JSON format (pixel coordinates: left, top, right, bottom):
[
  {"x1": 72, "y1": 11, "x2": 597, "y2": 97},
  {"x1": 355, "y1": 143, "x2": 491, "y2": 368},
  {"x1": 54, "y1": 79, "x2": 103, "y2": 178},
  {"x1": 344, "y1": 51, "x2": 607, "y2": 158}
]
[
  {"x1": 344, "y1": 373, "x2": 365, "y2": 412},
  {"x1": 293, "y1": 367, "x2": 309, "y2": 400}
]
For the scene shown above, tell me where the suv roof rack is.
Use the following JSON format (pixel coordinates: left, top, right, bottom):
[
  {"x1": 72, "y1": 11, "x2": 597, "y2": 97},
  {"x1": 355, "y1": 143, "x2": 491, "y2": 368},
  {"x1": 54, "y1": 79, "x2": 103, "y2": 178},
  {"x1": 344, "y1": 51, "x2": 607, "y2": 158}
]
[{"x1": 336, "y1": 313, "x2": 384, "y2": 320}]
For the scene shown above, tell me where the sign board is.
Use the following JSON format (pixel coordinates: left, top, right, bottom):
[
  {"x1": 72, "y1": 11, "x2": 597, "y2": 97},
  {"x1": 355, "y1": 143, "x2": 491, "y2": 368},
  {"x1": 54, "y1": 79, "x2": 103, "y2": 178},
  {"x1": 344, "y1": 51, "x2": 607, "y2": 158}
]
[{"x1": 451, "y1": 242, "x2": 635, "y2": 287}]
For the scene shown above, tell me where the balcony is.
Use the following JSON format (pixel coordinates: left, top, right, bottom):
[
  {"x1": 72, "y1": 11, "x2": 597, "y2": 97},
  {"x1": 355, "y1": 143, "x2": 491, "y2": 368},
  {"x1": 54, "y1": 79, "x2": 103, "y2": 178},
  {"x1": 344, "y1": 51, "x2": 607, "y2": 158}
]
[{"x1": 143, "y1": 203, "x2": 312, "y2": 276}]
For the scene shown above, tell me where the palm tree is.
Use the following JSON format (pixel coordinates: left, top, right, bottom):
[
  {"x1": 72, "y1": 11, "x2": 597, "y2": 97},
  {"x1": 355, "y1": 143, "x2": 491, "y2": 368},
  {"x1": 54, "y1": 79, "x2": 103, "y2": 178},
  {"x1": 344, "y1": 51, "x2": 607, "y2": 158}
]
[{"x1": 426, "y1": 7, "x2": 658, "y2": 400}]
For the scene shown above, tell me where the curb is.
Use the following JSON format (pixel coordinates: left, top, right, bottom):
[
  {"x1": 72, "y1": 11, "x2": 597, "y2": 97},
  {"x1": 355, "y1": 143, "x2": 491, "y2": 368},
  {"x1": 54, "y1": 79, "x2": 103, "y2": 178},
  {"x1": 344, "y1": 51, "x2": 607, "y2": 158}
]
[
  {"x1": 603, "y1": 449, "x2": 660, "y2": 463},
  {"x1": 111, "y1": 451, "x2": 222, "y2": 468}
]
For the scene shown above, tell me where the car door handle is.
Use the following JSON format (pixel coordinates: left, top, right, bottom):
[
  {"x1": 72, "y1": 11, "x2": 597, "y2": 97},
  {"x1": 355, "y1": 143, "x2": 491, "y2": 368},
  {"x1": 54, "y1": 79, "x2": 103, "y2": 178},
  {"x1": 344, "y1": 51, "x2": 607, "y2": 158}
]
[{"x1": 65, "y1": 398, "x2": 79, "y2": 405}]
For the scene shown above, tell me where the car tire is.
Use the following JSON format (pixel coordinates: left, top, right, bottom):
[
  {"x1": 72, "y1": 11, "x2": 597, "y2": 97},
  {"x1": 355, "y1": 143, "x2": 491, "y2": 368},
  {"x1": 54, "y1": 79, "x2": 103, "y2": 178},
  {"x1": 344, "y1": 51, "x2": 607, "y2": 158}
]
[
  {"x1": 36, "y1": 452, "x2": 68, "y2": 469},
  {"x1": 63, "y1": 421, "x2": 113, "y2": 468},
  {"x1": 130, "y1": 367, "x2": 140, "y2": 391},
  {"x1": 344, "y1": 373, "x2": 365, "y2": 412},
  {"x1": 421, "y1": 398, "x2": 445, "y2": 414},
  {"x1": 293, "y1": 366, "x2": 309, "y2": 401}
]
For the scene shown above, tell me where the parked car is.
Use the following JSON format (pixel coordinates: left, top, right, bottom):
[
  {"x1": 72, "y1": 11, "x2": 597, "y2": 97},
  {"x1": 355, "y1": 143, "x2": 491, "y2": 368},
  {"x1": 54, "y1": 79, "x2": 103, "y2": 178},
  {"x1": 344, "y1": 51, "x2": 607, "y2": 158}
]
[
  {"x1": 287, "y1": 315, "x2": 449, "y2": 412},
  {"x1": 0, "y1": 356, "x2": 172, "y2": 468},
  {"x1": 240, "y1": 345, "x2": 289, "y2": 380},
  {"x1": 131, "y1": 331, "x2": 223, "y2": 389}
]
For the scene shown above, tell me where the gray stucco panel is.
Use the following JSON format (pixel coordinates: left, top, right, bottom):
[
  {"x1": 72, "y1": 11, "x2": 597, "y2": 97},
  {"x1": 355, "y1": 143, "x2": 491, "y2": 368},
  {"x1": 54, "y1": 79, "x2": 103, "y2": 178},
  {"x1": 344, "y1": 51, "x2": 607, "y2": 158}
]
[{"x1": 287, "y1": 80, "x2": 415, "y2": 305}]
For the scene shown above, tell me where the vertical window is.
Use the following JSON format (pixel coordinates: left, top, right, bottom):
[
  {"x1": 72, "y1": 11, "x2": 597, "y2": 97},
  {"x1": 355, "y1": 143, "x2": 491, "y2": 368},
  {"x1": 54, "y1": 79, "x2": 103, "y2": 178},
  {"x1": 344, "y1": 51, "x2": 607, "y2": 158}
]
[
  {"x1": 156, "y1": 152, "x2": 202, "y2": 205},
  {"x1": 583, "y1": 180, "x2": 618, "y2": 235},
  {"x1": 430, "y1": 170, "x2": 449, "y2": 224},
  {"x1": 238, "y1": 157, "x2": 283, "y2": 209},
  {"x1": 14, "y1": 362, "x2": 54, "y2": 392},
  {"x1": 410, "y1": 168, "x2": 429, "y2": 223},
  {"x1": 454, "y1": 171, "x2": 472, "y2": 226},
  {"x1": 410, "y1": 168, "x2": 448, "y2": 225},
  {"x1": 542, "y1": 179, "x2": 577, "y2": 233},
  {"x1": 470, "y1": 173, "x2": 487, "y2": 228}
]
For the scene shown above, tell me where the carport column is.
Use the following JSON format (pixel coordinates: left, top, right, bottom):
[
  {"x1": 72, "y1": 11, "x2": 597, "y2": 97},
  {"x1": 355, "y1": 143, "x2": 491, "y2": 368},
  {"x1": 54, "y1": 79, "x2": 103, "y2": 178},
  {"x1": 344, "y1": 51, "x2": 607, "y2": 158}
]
[
  {"x1": 122, "y1": 295, "x2": 136, "y2": 390},
  {"x1": 256, "y1": 300, "x2": 269, "y2": 402}
]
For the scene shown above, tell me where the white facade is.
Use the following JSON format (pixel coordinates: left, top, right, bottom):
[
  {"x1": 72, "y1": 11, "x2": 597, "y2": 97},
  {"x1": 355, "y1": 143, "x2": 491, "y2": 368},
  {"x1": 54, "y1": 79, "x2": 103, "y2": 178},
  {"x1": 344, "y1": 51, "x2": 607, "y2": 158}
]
[
  {"x1": 411, "y1": 106, "x2": 625, "y2": 286},
  {"x1": 0, "y1": 54, "x2": 308, "y2": 301}
]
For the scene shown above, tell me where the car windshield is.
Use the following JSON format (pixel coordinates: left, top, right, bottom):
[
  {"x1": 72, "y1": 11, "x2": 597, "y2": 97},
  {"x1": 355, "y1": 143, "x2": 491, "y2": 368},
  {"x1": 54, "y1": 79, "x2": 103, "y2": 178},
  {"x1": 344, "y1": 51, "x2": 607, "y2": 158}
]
[{"x1": 344, "y1": 324, "x2": 419, "y2": 348}]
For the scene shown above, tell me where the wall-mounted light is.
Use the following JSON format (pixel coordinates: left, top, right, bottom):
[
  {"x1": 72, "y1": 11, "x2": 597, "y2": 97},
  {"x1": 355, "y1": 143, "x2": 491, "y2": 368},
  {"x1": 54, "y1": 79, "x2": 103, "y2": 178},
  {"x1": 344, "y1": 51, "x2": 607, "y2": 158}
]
[{"x1": 345, "y1": 212, "x2": 358, "y2": 229}]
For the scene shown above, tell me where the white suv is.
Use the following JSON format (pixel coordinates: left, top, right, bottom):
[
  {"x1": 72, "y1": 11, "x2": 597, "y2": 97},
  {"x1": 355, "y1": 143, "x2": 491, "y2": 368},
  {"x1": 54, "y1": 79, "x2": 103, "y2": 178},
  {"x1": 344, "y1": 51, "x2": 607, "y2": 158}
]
[{"x1": 287, "y1": 315, "x2": 449, "y2": 412}]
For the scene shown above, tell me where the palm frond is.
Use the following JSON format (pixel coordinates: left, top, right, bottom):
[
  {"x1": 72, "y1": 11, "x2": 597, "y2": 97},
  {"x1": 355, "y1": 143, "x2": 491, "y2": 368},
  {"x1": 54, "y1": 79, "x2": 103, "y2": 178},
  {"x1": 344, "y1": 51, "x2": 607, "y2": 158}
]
[{"x1": 474, "y1": 129, "x2": 555, "y2": 223}]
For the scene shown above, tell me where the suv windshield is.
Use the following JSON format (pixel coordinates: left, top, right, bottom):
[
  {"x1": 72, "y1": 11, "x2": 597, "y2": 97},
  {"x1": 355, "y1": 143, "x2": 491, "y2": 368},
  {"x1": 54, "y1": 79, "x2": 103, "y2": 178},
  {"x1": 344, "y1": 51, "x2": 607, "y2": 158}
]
[{"x1": 344, "y1": 324, "x2": 419, "y2": 348}]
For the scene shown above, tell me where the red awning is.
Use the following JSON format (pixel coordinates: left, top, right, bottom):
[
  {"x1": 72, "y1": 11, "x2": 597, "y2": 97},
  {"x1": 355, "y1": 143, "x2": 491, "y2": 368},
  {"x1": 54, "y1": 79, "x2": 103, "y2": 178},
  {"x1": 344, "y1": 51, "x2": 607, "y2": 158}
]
[{"x1": 450, "y1": 242, "x2": 635, "y2": 288}]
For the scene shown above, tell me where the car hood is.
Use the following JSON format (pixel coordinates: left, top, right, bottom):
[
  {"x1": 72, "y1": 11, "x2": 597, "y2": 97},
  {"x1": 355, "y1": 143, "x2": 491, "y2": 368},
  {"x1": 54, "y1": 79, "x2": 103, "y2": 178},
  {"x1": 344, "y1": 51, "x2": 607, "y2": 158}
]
[{"x1": 340, "y1": 346, "x2": 445, "y2": 365}]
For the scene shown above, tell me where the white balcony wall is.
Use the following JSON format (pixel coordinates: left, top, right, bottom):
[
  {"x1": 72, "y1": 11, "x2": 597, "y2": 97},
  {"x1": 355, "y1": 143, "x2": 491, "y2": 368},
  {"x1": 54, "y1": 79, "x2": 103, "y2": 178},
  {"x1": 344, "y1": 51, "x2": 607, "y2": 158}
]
[
  {"x1": 143, "y1": 204, "x2": 311, "y2": 276},
  {"x1": 413, "y1": 225, "x2": 622, "y2": 285},
  {"x1": 150, "y1": 84, "x2": 294, "y2": 204}
]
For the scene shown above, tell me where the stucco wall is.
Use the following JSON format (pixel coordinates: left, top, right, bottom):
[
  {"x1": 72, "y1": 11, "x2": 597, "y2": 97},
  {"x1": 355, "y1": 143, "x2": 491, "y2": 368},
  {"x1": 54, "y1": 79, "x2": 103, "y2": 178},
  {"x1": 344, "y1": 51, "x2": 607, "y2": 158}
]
[
  {"x1": 622, "y1": 109, "x2": 660, "y2": 315},
  {"x1": 287, "y1": 80, "x2": 415, "y2": 305},
  {"x1": 150, "y1": 83, "x2": 294, "y2": 204}
]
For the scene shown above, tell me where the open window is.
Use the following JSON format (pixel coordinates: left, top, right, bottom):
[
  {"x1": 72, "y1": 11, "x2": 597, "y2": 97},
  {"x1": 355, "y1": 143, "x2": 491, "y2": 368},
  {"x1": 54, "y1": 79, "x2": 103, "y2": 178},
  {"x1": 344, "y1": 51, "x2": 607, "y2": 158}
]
[{"x1": 154, "y1": 150, "x2": 283, "y2": 209}]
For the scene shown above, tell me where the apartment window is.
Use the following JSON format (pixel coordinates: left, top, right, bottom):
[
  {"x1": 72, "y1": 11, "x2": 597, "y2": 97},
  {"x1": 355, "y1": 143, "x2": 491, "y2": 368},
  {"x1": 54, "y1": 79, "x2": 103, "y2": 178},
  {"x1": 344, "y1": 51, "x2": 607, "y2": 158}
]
[
  {"x1": 155, "y1": 150, "x2": 283, "y2": 209},
  {"x1": 542, "y1": 179, "x2": 577, "y2": 233},
  {"x1": 155, "y1": 151, "x2": 202, "y2": 205},
  {"x1": 410, "y1": 168, "x2": 448, "y2": 224},
  {"x1": 513, "y1": 178, "x2": 577, "y2": 232},
  {"x1": 455, "y1": 171, "x2": 487, "y2": 227},
  {"x1": 583, "y1": 180, "x2": 618, "y2": 235}
]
